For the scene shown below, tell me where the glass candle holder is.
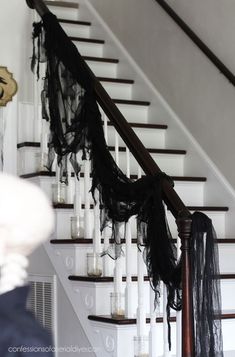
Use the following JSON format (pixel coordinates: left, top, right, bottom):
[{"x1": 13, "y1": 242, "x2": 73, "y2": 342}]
[
  {"x1": 87, "y1": 253, "x2": 102, "y2": 277},
  {"x1": 134, "y1": 336, "x2": 149, "y2": 357},
  {"x1": 110, "y1": 292, "x2": 125, "y2": 318},
  {"x1": 51, "y1": 183, "x2": 66, "y2": 204},
  {"x1": 70, "y1": 216, "x2": 85, "y2": 239},
  {"x1": 35, "y1": 152, "x2": 48, "y2": 172}
]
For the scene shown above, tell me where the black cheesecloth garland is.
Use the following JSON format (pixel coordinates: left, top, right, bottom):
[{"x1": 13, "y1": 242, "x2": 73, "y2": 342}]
[{"x1": 31, "y1": 12, "x2": 223, "y2": 356}]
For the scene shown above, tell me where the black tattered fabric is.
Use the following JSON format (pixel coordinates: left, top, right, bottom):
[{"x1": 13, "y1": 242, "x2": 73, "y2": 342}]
[
  {"x1": 0, "y1": 286, "x2": 53, "y2": 356},
  {"x1": 31, "y1": 12, "x2": 224, "y2": 355}
]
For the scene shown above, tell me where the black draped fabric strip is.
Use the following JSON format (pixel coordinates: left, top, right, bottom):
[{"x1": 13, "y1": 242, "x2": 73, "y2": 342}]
[
  {"x1": 191, "y1": 212, "x2": 224, "y2": 357},
  {"x1": 30, "y1": 12, "x2": 223, "y2": 354}
]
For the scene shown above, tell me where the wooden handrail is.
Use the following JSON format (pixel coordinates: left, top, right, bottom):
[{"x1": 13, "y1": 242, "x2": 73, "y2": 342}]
[
  {"x1": 26, "y1": 0, "x2": 190, "y2": 220},
  {"x1": 155, "y1": 0, "x2": 235, "y2": 87},
  {"x1": 25, "y1": 2, "x2": 194, "y2": 355}
]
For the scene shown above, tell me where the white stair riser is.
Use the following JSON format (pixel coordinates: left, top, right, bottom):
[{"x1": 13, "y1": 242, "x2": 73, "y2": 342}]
[
  {"x1": 100, "y1": 81, "x2": 133, "y2": 99},
  {"x1": 17, "y1": 146, "x2": 185, "y2": 176},
  {"x1": 105, "y1": 125, "x2": 166, "y2": 149},
  {"x1": 86, "y1": 60, "x2": 117, "y2": 78},
  {"x1": 167, "y1": 211, "x2": 226, "y2": 238},
  {"x1": 219, "y1": 244, "x2": 235, "y2": 273},
  {"x1": 27, "y1": 176, "x2": 204, "y2": 207},
  {"x1": 46, "y1": 6, "x2": 79, "y2": 20},
  {"x1": 116, "y1": 103, "x2": 148, "y2": 123},
  {"x1": 60, "y1": 23, "x2": 90, "y2": 38},
  {"x1": 73, "y1": 41, "x2": 103, "y2": 57}
]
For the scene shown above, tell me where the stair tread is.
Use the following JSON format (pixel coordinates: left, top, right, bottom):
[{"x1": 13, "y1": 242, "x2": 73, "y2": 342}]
[
  {"x1": 70, "y1": 36, "x2": 104, "y2": 44},
  {"x1": 17, "y1": 142, "x2": 186, "y2": 155},
  {"x1": 50, "y1": 238, "x2": 235, "y2": 244},
  {"x1": 45, "y1": 1, "x2": 78, "y2": 8},
  {"x1": 58, "y1": 19, "x2": 91, "y2": 26},
  {"x1": 83, "y1": 56, "x2": 119, "y2": 63},
  {"x1": 187, "y1": 206, "x2": 229, "y2": 212},
  {"x1": 98, "y1": 77, "x2": 134, "y2": 84},
  {"x1": 113, "y1": 98, "x2": 150, "y2": 106},
  {"x1": 68, "y1": 274, "x2": 235, "y2": 282},
  {"x1": 20, "y1": 171, "x2": 207, "y2": 182},
  {"x1": 106, "y1": 122, "x2": 168, "y2": 130},
  {"x1": 88, "y1": 312, "x2": 235, "y2": 325}
]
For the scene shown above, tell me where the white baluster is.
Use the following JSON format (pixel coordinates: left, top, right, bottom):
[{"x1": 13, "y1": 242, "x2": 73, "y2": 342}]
[
  {"x1": 163, "y1": 283, "x2": 171, "y2": 357},
  {"x1": 103, "y1": 226, "x2": 111, "y2": 276},
  {"x1": 66, "y1": 159, "x2": 72, "y2": 204},
  {"x1": 114, "y1": 131, "x2": 119, "y2": 166},
  {"x1": 125, "y1": 218, "x2": 134, "y2": 317},
  {"x1": 136, "y1": 244, "x2": 147, "y2": 338},
  {"x1": 74, "y1": 172, "x2": 82, "y2": 217},
  {"x1": 103, "y1": 113, "x2": 108, "y2": 144},
  {"x1": 176, "y1": 236, "x2": 182, "y2": 357},
  {"x1": 84, "y1": 158, "x2": 91, "y2": 238},
  {"x1": 149, "y1": 287, "x2": 159, "y2": 357},
  {"x1": 125, "y1": 147, "x2": 134, "y2": 317},
  {"x1": 93, "y1": 189, "x2": 101, "y2": 254}
]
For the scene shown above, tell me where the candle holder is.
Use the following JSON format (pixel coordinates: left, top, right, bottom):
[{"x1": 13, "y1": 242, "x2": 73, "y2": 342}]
[
  {"x1": 87, "y1": 253, "x2": 102, "y2": 277},
  {"x1": 51, "y1": 183, "x2": 66, "y2": 204},
  {"x1": 133, "y1": 336, "x2": 149, "y2": 357},
  {"x1": 110, "y1": 292, "x2": 125, "y2": 318},
  {"x1": 70, "y1": 216, "x2": 84, "y2": 239},
  {"x1": 35, "y1": 152, "x2": 48, "y2": 172}
]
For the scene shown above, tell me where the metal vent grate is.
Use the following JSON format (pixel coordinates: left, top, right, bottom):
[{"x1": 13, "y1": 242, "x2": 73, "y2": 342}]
[{"x1": 27, "y1": 276, "x2": 56, "y2": 335}]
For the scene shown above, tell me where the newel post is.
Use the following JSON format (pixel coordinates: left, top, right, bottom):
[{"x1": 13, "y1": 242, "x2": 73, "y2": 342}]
[{"x1": 176, "y1": 214, "x2": 194, "y2": 357}]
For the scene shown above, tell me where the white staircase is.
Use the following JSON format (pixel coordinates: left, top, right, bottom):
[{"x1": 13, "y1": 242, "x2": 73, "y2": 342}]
[{"x1": 18, "y1": 1, "x2": 235, "y2": 356}]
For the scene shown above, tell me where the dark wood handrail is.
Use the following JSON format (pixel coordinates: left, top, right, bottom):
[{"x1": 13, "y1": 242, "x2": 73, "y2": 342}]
[
  {"x1": 25, "y1": 0, "x2": 190, "y2": 220},
  {"x1": 155, "y1": 0, "x2": 235, "y2": 87},
  {"x1": 26, "y1": 1, "x2": 194, "y2": 356}
]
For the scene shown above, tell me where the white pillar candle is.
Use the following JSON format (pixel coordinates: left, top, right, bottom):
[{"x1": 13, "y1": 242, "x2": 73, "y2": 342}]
[
  {"x1": 84, "y1": 159, "x2": 91, "y2": 238},
  {"x1": 93, "y1": 189, "x2": 101, "y2": 254}
]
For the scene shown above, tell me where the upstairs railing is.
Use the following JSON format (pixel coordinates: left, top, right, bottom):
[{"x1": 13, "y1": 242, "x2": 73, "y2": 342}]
[{"x1": 26, "y1": 0, "x2": 193, "y2": 356}]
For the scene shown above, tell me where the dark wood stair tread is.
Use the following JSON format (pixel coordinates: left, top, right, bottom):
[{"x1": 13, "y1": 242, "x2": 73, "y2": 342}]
[
  {"x1": 108, "y1": 146, "x2": 186, "y2": 155},
  {"x1": 106, "y1": 122, "x2": 167, "y2": 130},
  {"x1": 20, "y1": 171, "x2": 207, "y2": 183},
  {"x1": 17, "y1": 142, "x2": 186, "y2": 155},
  {"x1": 113, "y1": 99, "x2": 150, "y2": 106},
  {"x1": 83, "y1": 56, "x2": 119, "y2": 63},
  {"x1": 68, "y1": 274, "x2": 235, "y2": 282},
  {"x1": 186, "y1": 206, "x2": 229, "y2": 212},
  {"x1": 88, "y1": 312, "x2": 235, "y2": 324},
  {"x1": 58, "y1": 19, "x2": 91, "y2": 26},
  {"x1": 50, "y1": 238, "x2": 235, "y2": 245},
  {"x1": 98, "y1": 77, "x2": 134, "y2": 84},
  {"x1": 70, "y1": 36, "x2": 104, "y2": 44},
  {"x1": 45, "y1": 1, "x2": 78, "y2": 8}
]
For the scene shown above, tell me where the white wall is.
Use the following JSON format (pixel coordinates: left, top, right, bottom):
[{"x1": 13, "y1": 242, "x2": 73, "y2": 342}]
[
  {"x1": 88, "y1": 0, "x2": 235, "y2": 189},
  {"x1": 0, "y1": 0, "x2": 34, "y2": 174},
  {"x1": 28, "y1": 245, "x2": 95, "y2": 357}
]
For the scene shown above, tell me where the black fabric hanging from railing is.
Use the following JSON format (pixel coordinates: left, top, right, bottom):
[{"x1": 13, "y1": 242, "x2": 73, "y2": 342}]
[
  {"x1": 191, "y1": 212, "x2": 224, "y2": 357},
  {"x1": 31, "y1": 12, "x2": 182, "y2": 337}
]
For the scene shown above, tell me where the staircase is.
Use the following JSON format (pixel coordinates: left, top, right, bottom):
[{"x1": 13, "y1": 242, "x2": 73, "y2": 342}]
[{"x1": 18, "y1": 1, "x2": 235, "y2": 356}]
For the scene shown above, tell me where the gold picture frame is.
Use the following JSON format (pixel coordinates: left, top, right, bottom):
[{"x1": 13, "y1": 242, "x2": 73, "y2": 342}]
[{"x1": 0, "y1": 66, "x2": 18, "y2": 107}]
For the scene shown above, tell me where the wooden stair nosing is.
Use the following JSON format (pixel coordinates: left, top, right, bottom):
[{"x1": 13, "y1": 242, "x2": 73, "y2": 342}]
[
  {"x1": 20, "y1": 171, "x2": 207, "y2": 183},
  {"x1": 70, "y1": 36, "x2": 104, "y2": 44},
  {"x1": 187, "y1": 206, "x2": 229, "y2": 212},
  {"x1": 58, "y1": 19, "x2": 91, "y2": 26},
  {"x1": 98, "y1": 77, "x2": 134, "y2": 85},
  {"x1": 106, "y1": 122, "x2": 168, "y2": 130},
  {"x1": 113, "y1": 98, "x2": 150, "y2": 106},
  {"x1": 68, "y1": 274, "x2": 235, "y2": 282},
  {"x1": 68, "y1": 275, "x2": 150, "y2": 282},
  {"x1": 50, "y1": 238, "x2": 235, "y2": 245},
  {"x1": 45, "y1": 1, "x2": 79, "y2": 8},
  {"x1": 82, "y1": 56, "x2": 119, "y2": 63},
  {"x1": 17, "y1": 142, "x2": 186, "y2": 155},
  {"x1": 108, "y1": 146, "x2": 186, "y2": 155},
  {"x1": 88, "y1": 312, "x2": 235, "y2": 324}
]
